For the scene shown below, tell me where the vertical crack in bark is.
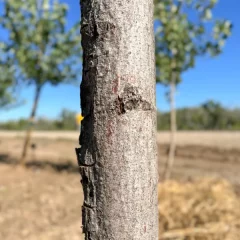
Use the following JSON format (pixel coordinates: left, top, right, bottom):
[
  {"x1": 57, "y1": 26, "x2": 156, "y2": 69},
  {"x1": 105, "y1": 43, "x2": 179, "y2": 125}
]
[
  {"x1": 116, "y1": 96, "x2": 126, "y2": 115},
  {"x1": 76, "y1": 117, "x2": 98, "y2": 237}
]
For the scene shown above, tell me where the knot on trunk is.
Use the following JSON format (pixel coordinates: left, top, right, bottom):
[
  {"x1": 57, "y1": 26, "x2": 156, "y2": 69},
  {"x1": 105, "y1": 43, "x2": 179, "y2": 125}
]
[{"x1": 116, "y1": 85, "x2": 153, "y2": 115}]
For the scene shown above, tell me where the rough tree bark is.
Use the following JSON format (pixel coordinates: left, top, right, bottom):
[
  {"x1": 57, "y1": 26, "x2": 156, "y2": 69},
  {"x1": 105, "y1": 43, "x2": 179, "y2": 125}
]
[
  {"x1": 20, "y1": 85, "x2": 41, "y2": 164},
  {"x1": 163, "y1": 81, "x2": 176, "y2": 180},
  {"x1": 76, "y1": 0, "x2": 158, "y2": 239}
]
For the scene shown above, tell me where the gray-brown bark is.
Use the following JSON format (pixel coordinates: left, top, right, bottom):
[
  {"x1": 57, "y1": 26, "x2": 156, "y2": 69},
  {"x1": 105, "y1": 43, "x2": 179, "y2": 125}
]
[
  {"x1": 163, "y1": 81, "x2": 176, "y2": 180},
  {"x1": 20, "y1": 85, "x2": 41, "y2": 164},
  {"x1": 77, "y1": 0, "x2": 158, "y2": 239}
]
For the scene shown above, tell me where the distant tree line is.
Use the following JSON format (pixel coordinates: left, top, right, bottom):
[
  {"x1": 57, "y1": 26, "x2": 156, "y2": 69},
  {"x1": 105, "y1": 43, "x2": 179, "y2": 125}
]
[
  {"x1": 157, "y1": 101, "x2": 240, "y2": 131},
  {"x1": 0, "y1": 109, "x2": 77, "y2": 131},
  {"x1": 1, "y1": 101, "x2": 239, "y2": 131}
]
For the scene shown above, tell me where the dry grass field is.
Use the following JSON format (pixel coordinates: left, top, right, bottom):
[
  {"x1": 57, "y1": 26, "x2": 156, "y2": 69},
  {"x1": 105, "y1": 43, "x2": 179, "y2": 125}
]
[
  {"x1": 0, "y1": 131, "x2": 240, "y2": 239},
  {"x1": 1, "y1": 130, "x2": 240, "y2": 148}
]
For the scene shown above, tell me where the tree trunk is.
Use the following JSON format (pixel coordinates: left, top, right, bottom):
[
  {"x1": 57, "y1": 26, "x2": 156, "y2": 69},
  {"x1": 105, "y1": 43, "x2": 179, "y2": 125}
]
[
  {"x1": 20, "y1": 85, "x2": 41, "y2": 164},
  {"x1": 163, "y1": 81, "x2": 177, "y2": 180},
  {"x1": 77, "y1": 0, "x2": 158, "y2": 239}
]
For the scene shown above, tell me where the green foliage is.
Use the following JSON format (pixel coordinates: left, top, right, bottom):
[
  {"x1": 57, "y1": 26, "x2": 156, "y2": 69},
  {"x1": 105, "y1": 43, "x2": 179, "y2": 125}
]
[
  {"x1": 0, "y1": 109, "x2": 77, "y2": 130},
  {"x1": 0, "y1": 0, "x2": 81, "y2": 90},
  {"x1": 157, "y1": 101, "x2": 240, "y2": 130},
  {"x1": 154, "y1": 0, "x2": 232, "y2": 85},
  {"x1": 54, "y1": 109, "x2": 77, "y2": 130},
  {"x1": 0, "y1": 118, "x2": 28, "y2": 130},
  {"x1": 0, "y1": 45, "x2": 16, "y2": 108},
  {"x1": 0, "y1": 78, "x2": 15, "y2": 108},
  {"x1": 2, "y1": 104, "x2": 239, "y2": 131}
]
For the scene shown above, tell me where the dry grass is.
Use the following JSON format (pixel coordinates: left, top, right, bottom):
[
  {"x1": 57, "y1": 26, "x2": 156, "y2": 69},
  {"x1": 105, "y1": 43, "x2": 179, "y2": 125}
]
[
  {"x1": 0, "y1": 165, "x2": 83, "y2": 240},
  {"x1": 1, "y1": 131, "x2": 240, "y2": 148},
  {"x1": 159, "y1": 178, "x2": 240, "y2": 240},
  {"x1": 157, "y1": 131, "x2": 240, "y2": 149},
  {"x1": 0, "y1": 164, "x2": 239, "y2": 239},
  {"x1": 0, "y1": 132, "x2": 240, "y2": 239}
]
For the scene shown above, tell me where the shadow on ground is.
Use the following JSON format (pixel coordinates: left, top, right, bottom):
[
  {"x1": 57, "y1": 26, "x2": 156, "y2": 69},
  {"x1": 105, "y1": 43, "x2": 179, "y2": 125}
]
[
  {"x1": 0, "y1": 154, "x2": 79, "y2": 174},
  {"x1": 0, "y1": 154, "x2": 17, "y2": 164},
  {"x1": 26, "y1": 161, "x2": 79, "y2": 173}
]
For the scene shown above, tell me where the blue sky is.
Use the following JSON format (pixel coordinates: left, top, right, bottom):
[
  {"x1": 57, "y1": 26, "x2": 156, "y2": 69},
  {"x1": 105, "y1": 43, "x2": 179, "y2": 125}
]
[{"x1": 1, "y1": 0, "x2": 240, "y2": 121}]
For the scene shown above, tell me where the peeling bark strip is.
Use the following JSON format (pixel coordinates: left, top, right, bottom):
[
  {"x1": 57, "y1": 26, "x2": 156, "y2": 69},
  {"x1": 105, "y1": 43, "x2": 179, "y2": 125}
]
[{"x1": 78, "y1": 0, "x2": 158, "y2": 239}]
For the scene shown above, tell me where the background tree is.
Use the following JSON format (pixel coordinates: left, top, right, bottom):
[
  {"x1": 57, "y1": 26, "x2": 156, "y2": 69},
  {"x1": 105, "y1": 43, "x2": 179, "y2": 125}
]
[
  {"x1": 0, "y1": 75, "x2": 15, "y2": 108},
  {"x1": 77, "y1": 0, "x2": 158, "y2": 239},
  {"x1": 55, "y1": 109, "x2": 77, "y2": 130},
  {"x1": 0, "y1": 0, "x2": 81, "y2": 163},
  {"x1": 154, "y1": 0, "x2": 232, "y2": 180},
  {"x1": 0, "y1": 45, "x2": 16, "y2": 108},
  {"x1": 157, "y1": 100, "x2": 240, "y2": 131}
]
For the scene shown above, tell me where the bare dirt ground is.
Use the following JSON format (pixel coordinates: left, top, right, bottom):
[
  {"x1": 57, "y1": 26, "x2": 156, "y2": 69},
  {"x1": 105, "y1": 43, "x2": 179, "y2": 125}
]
[{"x1": 0, "y1": 131, "x2": 240, "y2": 239}]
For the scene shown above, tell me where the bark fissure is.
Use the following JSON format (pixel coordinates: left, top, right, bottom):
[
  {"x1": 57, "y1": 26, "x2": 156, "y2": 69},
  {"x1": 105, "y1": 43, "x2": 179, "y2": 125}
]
[{"x1": 76, "y1": 148, "x2": 96, "y2": 167}]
